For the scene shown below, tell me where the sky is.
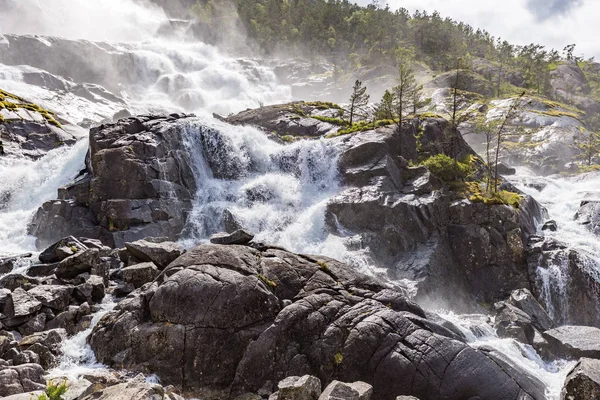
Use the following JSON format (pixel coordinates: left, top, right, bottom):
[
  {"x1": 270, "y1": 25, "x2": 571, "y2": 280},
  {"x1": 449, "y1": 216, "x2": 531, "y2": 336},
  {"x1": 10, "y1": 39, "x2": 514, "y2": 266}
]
[{"x1": 355, "y1": 0, "x2": 600, "y2": 60}]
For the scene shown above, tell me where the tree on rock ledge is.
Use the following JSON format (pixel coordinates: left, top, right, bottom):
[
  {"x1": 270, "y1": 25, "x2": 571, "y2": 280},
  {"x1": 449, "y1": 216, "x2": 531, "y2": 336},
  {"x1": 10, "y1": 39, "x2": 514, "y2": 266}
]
[{"x1": 347, "y1": 79, "x2": 370, "y2": 125}]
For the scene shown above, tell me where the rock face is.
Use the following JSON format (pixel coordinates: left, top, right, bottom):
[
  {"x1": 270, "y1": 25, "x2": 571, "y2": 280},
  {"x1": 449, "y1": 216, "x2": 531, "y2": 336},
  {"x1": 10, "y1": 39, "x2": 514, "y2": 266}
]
[
  {"x1": 326, "y1": 119, "x2": 543, "y2": 307},
  {"x1": 278, "y1": 375, "x2": 321, "y2": 400},
  {"x1": 575, "y1": 200, "x2": 600, "y2": 236},
  {"x1": 527, "y1": 237, "x2": 600, "y2": 327},
  {"x1": 29, "y1": 114, "x2": 198, "y2": 248},
  {"x1": 561, "y1": 358, "x2": 600, "y2": 400},
  {"x1": 89, "y1": 244, "x2": 545, "y2": 400},
  {"x1": 0, "y1": 364, "x2": 46, "y2": 397},
  {"x1": 543, "y1": 326, "x2": 600, "y2": 359}
]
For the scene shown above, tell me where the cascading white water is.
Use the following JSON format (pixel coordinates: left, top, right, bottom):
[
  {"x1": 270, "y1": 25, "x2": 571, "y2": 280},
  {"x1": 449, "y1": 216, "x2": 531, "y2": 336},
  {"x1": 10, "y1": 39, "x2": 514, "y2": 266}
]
[
  {"x1": 179, "y1": 118, "x2": 374, "y2": 271},
  {"x1": 512, "y1": 168, "x2": 600, "y2": 318},
  {"x1": 48, "y1": 297, "x2": 117, "y2": 381},
  {"x1": 439, "y1": 311, "x2": 576, "y2": 400},
  {"x1": 0, "y1": 139, "x2": 89, "y2": 258},
  {"x1": 0, "y1": 0, "x2": 594, "y2": 397}
]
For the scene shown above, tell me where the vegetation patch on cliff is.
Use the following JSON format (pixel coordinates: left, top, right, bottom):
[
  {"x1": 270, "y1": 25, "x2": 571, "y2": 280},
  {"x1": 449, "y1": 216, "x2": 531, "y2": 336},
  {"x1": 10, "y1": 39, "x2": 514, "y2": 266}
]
[{"x1": 0, "y1": 88, "x2": 62, "y2": 127}]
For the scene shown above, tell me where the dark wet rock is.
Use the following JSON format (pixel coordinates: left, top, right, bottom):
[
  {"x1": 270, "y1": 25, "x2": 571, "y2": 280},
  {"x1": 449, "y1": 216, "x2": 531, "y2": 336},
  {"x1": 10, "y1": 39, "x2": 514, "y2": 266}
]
[
  {"x1": 278, "y1": 375, "x2": 321, "y2": 400},
  {"x1": 27, "y1": 263, "x2": 58, "y2": 278},
  {"x1": 0, "y1": 363, "x2": 46, "y2": 397},
  {"x1": 497, "y1": 163, "x2": 516, "y2": 176},
  {"x1": 542, "y1": 220, "x2": 558, "y2": 232},
  {"x1": 12, "y1": 350, "x2": 40, "y2": 366},
  {"x1": 29, "y1": 114, "x2": 198, "y2": 249},
  {"x1": 28, "y1": 200, "x2": 100, "y2": 250},
  {"x1": 122, "y1": 262, "x2": 159, "y2": 289},
  {"x1": 124, "y1": 239, "x2": 181, "y2": 269},
  {"x1": 319, "y1": 380, "x2": 372, "y2": 400},
  {"x1": 39, "y1": 236, "x2": 88, "y2": 264},
  {"x1": 27, "y1": 285, "x2": 73, "y2": 312},
  {"x1": 561, "y1": 358, "x2": 600, "y2": 400},
  {"x1": 55, "y1": 249, "x2": 100, "y2": 279},
  {"x1": 493, "y1": 302, "x2": 536, "y2": 345},
  {"x1": 575, "y1": 200, "x2": 600, "y2": 236},
  {"x1": 0, "y1": 254, "x2": 32, "y2": 275},
  {"x1": 505, "y1": 289, "x2": 554, "y2": 332},
  {"x1": 113, "y1": 282, "x2": 135, "y2": 298},
  {"x1": 543, "y1": 326, "x2": 600, "y2": 359},
  {"x1": 45, "y1": 305, "x2": 92, "y2": 335},
  {"x1": 89, "y1": 244, "x2": 545, "y2": 400},
  {"x1": 210, "y1": 230, "x2": 255, "y2": 246},
  {"x1": 527, "y1": 237, "x2": 600, "y2": 327},
  {"x1": 0, "y1": 274, "x2": 39, "y2": 291}
]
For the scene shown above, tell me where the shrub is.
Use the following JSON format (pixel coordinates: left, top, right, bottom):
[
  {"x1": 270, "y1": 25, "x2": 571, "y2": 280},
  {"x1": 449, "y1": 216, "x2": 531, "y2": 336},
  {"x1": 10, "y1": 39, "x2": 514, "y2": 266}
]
[
  {"x1": 38, "y1": 381, "x2": 68, "y2": 400},
  {"x1": 421, "y1": 154, "x2": 472, "y2": 182}
]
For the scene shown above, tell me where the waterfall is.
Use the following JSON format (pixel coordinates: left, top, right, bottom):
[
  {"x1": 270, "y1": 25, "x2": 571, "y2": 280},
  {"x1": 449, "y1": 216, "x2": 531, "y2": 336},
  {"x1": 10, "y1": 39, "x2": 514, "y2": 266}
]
[
  {"x1": 439, "y1": 311, "x2": 576, "y2": 400},
  {"x1": 179, "y1": 118, "x2": 375, "y2": 271},
  {"x1": 0, "y1": 140, "x2": 89, "y2": 257},
  {"x1": 513, "y1": 168, "x2": 600, "y2": 323}
]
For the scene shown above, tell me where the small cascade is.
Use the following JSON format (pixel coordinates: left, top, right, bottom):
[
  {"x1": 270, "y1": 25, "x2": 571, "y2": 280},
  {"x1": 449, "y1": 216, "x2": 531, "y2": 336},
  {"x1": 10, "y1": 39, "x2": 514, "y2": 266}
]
[
  {"x1": 0, "y1": 139, "x2": 89, "y2": 257},
  {"x1": 439, "y1": 311, "x2": 575, "y2": 400},
  {"x1": 513, "y1": 168, "x2": 600, "y2": 325},
  {"x1": 179, "y1": 118, "x2": 375, "y2": 272},
  {"x1": 535, "y1": 251, "x2": 571, "y2": 324},
  {"x1": 48, "y1": 297, "x2": 116, "y2": 381}
]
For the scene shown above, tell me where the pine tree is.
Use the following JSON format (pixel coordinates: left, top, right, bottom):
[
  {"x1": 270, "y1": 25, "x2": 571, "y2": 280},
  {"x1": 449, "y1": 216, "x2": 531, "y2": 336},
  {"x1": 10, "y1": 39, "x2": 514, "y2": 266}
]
[
  {"x1": 393, "y1": 61, "x2": 417, "y2": 130},
  {"x1": 375, "y1": 90, "x2": 395, "y2": 121},
  {"x1": 577, "y1": 130, "x2": 600, "y2": 166},
  {"x1": 347, "y1": 80, "x2": 370, "y2": 125}
]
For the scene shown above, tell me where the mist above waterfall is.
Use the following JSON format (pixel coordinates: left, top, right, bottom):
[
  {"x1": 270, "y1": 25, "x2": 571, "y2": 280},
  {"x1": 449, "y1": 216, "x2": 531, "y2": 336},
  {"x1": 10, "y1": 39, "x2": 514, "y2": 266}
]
[{"x1": 0, "y1": 0, "x2": 168, "y2": 42}]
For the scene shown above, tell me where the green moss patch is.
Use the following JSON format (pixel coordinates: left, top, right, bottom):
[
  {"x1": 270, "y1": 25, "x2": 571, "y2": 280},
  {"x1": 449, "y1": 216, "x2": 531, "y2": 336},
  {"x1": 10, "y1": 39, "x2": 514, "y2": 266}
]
[{"x1": 0, "y1": 88, "x2": 62, "y2": 128}]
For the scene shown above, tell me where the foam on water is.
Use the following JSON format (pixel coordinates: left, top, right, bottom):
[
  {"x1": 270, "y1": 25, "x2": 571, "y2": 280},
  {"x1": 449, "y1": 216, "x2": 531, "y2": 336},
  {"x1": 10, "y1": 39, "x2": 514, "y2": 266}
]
[
  {"x1": 439, "y1": 311, "x2": 575, "y2": 400},
  {"x1": 48, "y1": 297, "x2": 117, "y2": 381},
  {"x1": 0, "y1": 139, "x2": 89, "y2": 257},
  {"x1": 512, "y1": 167, "x2": 600, "y2": 319},
  {"x1": 179, "y1": 118, "x2": 375, "y2": 273}
]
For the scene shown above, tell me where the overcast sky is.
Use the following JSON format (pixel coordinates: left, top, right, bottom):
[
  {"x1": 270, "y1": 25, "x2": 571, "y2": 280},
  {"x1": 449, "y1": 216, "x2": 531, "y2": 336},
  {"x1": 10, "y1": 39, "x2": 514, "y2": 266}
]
[{"x1": 355, "y1": 0, "x2": 599, "y2": 60}]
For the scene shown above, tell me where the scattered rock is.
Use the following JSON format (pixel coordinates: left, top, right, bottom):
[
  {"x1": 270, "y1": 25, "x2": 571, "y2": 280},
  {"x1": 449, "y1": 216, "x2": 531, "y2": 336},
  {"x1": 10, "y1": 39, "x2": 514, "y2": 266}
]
[
  {"x1": 319, "y1": 381, "x2": 372, "y2": 400},
  {"x1": 543, "y1": 326, "x2": 600, "y2": 359},
  {"x1": 39, "y1": 236, "x2": 88, "y2": 264},
  {"x1": 561, "y1": 358, "x2": 600, "y2": 400},
  {"x1": 55, "y1": 249, "x2": 100, "y2": 280},
  {"x1": 0, "y1": 363, "x2": 46, "y2": 397},
  {"x1": 278, "y1": 375, "x2": 322, "y2": 400},
  {"x1": 210, "y1": 230, "x2": 255, "y2": 245},
  {"x1": 28, "y1": 285, "x2": 73, "y2": 312},
  {"x1": 122, "y1": 262, "x2": 159, "y2": 288},
  {"x1": 124, "y1": 239, "x2": 181, "y2": 269}
]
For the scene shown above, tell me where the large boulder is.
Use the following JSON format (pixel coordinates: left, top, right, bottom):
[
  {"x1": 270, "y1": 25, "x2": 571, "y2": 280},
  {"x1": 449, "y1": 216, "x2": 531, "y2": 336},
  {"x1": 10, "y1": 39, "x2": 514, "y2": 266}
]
[
  {"x1": 124, "y1": 239, "x2": 181, "y2": 269},
  {"x1": 29, "y1": 114, "x2": 198, "y2": 248},
  {"x1": 543, "y1": 326, "x2": 600, "y2": 359},
  {"x1": 0, "y1": 364, "x2": 46, "y2": 397},
  {"x1": 561, "y1": 358, "x2": 600, "y2": 400},
  {"x1": 575, "y1": 200, "x2": 600, "y2": 236},
  {"x1": 89, "y1": 244, "x2": 545, "y2": 400},
  {"x1": 327, "y1": 120, "x2": 543, "y2": 308},
  {"x1": 527, "y1": 237, "x2": 600, "y2": 327},
  {"x1": 277, "y1": 375, "x2": 321, "y2": 400},
  {"x1": 319, "y1": 380, "x2": 372, "y2": 400}
]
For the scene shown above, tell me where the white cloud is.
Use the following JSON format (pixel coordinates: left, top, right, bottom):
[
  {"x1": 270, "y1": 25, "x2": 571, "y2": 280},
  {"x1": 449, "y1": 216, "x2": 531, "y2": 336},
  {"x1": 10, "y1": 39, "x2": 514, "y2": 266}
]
[{"x1": 355, "y1": 0, "x2": 600, "y2": 60}]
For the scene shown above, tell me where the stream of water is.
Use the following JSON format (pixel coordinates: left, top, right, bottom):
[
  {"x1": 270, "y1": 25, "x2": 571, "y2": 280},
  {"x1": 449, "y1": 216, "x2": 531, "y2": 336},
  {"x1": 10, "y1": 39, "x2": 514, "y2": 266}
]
[{"x1": 1, "y1": 0, "x2": 599, "y2": 398}]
